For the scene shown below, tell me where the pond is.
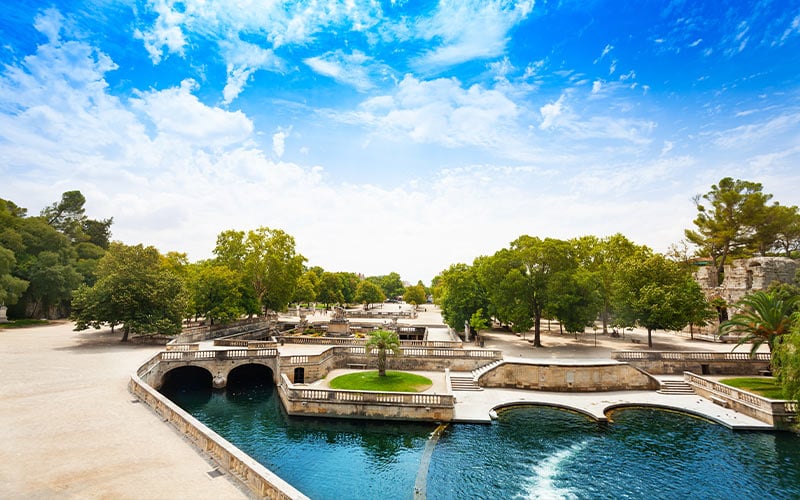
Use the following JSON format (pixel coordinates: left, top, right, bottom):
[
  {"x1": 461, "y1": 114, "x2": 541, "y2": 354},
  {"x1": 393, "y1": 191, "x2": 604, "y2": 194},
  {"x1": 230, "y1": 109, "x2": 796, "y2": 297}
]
[{"x1": 161, "y1": 374, "x2": 800, "y2": 499}]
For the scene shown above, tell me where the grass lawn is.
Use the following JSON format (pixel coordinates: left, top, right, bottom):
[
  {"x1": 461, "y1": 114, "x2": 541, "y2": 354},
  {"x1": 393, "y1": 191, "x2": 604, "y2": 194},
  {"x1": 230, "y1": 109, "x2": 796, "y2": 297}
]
[
  {"x1": 0, "y1": 319, "x2": 50, "y2": 329},
  {"x1": 330, "y1": 371, "x2": 433, "y2": 392},
  {"x1": 719, "y1": 377, "x2": 785, "y2": 399}
]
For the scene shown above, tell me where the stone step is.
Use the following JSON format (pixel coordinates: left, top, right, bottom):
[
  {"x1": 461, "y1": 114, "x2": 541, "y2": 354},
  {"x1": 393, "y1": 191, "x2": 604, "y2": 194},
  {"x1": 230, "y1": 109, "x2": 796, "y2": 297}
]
[
  {"x1": 658, "y1": 381, "x2": 695, "y2": 395},
  {"x1": 450, "y1": 375, "x2": 482, "y2": 391}
]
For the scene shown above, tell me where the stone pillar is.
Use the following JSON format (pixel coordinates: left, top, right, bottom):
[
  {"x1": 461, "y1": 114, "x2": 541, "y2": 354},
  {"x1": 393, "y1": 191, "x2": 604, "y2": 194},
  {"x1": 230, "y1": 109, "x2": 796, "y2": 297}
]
[
  {"x1": 0, "y1": 305, "x2": 8, "y2": 323},
  {"x1": 213, "y1": 375, "x2": 227, "y2": 389}
]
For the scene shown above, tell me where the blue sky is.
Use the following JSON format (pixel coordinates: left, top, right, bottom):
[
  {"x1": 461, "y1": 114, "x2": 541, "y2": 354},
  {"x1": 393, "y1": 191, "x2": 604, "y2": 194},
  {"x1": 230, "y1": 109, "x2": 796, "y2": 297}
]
[{"x1": 2, "y1": 1, "x2": 799, "y2": 284}]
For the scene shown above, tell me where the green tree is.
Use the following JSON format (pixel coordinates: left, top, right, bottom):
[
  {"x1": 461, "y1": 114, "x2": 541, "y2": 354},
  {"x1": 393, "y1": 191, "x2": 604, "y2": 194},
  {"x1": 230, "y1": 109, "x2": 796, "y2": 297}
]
[
  {"x1": 774, "y1": 326, "x2": 800, "y2": 409},
  {"x1": 317, "y1": 272, "x2": 344, "y2": 307},
  {"x1": 685, "y1": 178, "x2": 775, "y2": 283},
  {"x1": 403, "y1": 283, "x2": 427, "y2": 306},
  {"x1": 434, "y1": 263, "x2": 488, "y2": 333},
  {"x1": 545, "y1": 268, "x2": 601, "y2": 335},
  {"x1": 365, "y1": 329, "x2": 402, "y2": 376},
  {"x1": 474, "y1": 250, "x2": 533, "y2": 336},
  {"x1": 0, "y1": 247, "x2": 28, "y2": 308},
  {"x1": 292, "y1": 270, "x2": 319, "y2": 305},
  {"x1": 188, "y1": 262, "x2": 244, "y2": 324},
  {"x1": 355, "y1": 280, "x2": 385, "y2": 309},
  {"x1": 213, "y1": 227, "x2": 306, "y2": 313},
  {"x1": 614, "y1": 254, "x2": 708, "y2": 347},
  {"x1": 719, "y1": 291, "x2": 797, "y2": 359},
  {"x1": 71, "y1": 243, "x2": 188, "y2": 341},
  {"x1": 368, "y1": 272, "x2": 405, "y2": 299},
  {"x1": 511, "y1": 236, "x2": 576, "y2": 347}
]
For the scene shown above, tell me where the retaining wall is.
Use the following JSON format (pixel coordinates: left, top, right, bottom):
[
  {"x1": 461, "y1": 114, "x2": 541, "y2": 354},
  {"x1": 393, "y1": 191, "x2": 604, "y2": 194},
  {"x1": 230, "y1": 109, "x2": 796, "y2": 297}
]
[
  {"x1": 478, "y1": 362, "x2": 660, "y2": 392},
  {"x1": 612, "y1": 351, "x2": 770, "y2": 375}
]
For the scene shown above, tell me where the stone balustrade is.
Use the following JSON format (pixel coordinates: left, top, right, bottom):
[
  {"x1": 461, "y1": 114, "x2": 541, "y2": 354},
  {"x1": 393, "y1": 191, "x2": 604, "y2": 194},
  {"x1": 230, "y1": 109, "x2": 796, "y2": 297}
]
[
  {"x1": 278, "y1": 374, "x2": 454, "y2": 421},
  {"x1": 685, "y1": 372, "x2": 798, "y2": 429},
  {"x1": 129, "y1": 370, "x2": 308, "y2": 499},
  {"x1": 612, "y1": 350, "x2": 771, "y2": 375},
  {"x1": 276, "y1": 336, "x2": 463, "y2": 349}
]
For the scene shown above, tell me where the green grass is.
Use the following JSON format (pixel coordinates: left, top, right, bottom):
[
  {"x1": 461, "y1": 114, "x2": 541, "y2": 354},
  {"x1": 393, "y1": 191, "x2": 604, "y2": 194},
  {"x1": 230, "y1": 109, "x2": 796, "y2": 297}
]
[
  {"x1": 720, "y1": 377, "x2": 785, "y2": 399},
  {"x1": 0, "y1": 319, "x2": 50, "y2": 329},
  {"x1": 330, "y1": 371, "x2": 433, "y2": 392}
]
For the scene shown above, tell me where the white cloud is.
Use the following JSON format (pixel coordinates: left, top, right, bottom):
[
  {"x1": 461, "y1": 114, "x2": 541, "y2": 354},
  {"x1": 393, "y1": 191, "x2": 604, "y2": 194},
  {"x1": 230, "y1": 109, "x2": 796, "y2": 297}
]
[
  {"x1": 341, "y1": 75, "x2": 519, "y2": 148},
  {"x1": 412, "y1": 0, "x2": 534, "y2": 70},
  {"x1": 272, "y1": 127, "x2": 291, "y2": 158},
  {"x1": 219, "y1": 39, "x2": 285, "y2": 104},
  {"x1": 304, "y1": 50, "x2": 381, "y2": 91},
  {"x1": 539, "y1": 95, "x2": 565, "y2": 130},
  {"x1": 591, "y1": 80, "x2": 602, "y2": 94}
]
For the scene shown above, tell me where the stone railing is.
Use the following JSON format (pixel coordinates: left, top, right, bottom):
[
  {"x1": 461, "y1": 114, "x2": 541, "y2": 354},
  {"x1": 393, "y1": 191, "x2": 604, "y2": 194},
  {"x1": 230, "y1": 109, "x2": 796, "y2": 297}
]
[
  {"x1": 613, "y1": 351, "x2": 770, "y2": 362},
  {"x1": 685, "y1": 372, "x2": 797, "y2": 428},
  {"x1": 129, "y1": 364, "x2": 308, "y2": 499},
  {"x1": 164, "y1": 343, "x2": 200, "y2": 351},
  {"x1": 346, "y1": 310, "x2": 416, "y2": 318},
  {"x1": 175, "y1": 317, "x2": 275, "y2": 343},
  {"x1": 214, "y1": 339, "x2": 278, "y2": 349},
  {"x1": 276, "y1": 336, "x2": 463, "y2": 348},
  {"x1": 159, "y1": 348, "x2": 279, "y2": 362},
  {"x1": 278, "y1": 374, "x2": 453, "y2": 421}
]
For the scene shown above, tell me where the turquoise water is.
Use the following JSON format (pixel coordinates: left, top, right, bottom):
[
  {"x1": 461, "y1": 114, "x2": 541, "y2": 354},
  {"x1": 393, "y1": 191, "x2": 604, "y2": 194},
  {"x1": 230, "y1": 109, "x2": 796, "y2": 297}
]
[{"x1": 161, "y1": 374, "x2": 800, "y2": 500}]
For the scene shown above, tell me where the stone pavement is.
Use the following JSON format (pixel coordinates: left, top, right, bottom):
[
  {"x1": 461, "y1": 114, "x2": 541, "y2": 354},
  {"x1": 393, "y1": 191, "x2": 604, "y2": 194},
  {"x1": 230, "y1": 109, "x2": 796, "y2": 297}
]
[{"x1": 0, "y1": 322, "x2": 248, "y2": 500}]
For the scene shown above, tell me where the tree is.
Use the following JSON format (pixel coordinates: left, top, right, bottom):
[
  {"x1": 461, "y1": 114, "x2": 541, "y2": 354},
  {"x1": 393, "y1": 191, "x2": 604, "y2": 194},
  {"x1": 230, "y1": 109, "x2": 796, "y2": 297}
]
[
  {"x1": 511, "y1": 236, "x2": 576, "y2": 347},
  {"x1": 355, "y1": 280, "x2": 385, "y2": 309},
  {"x1": 545, "y1": 268, "x2": 601, "y2": 335},
  {"x1": 434, "y1": 263, "x2": 488, "y2": 333},
  {"x1": 188, "y1": 262, "x2": 244, "y2": 324},
  {"x1": 71, "y1": 243, "x2": 188, "y2": 341},
  {"x1": 213, "y1": 227, "x2": 306, "y2": 313},
  {"x1": 614, "y1": 254, "x2": 708, "y2": 347},
  {"x1": 685, "y1": 178, "x2": 775, "y2": 283},
  {"x1": 403, "y1": 283, "x2": 427, "y2": 306},
  {"x1": 365, "y1": 329, "x2": 401, "y2": 376},
  {"x1": 774, "y1": 326, "x2": 800, "y2": 410},
  {"x1": 292, "y1": 270, "x2": 319, "y2": 305},
  {"x1": 317, "y1": 272, "x2": 344, "y2": 307},
  {"x1": 719, "y1": 291, "x2": 797, "y2": 359},
  {"x1": 368, "y1": 272, "x2": 405, "y2": 299},
  {"x1": 0, "y1": 247, "x2": 28, "y2": 308}
]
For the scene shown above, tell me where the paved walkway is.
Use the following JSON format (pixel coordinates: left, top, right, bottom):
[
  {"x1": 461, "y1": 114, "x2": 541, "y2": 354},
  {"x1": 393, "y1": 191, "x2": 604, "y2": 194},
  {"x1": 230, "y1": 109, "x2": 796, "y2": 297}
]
[{"x1": 0, "y1": 322, "x2": 248, "y2": 500}]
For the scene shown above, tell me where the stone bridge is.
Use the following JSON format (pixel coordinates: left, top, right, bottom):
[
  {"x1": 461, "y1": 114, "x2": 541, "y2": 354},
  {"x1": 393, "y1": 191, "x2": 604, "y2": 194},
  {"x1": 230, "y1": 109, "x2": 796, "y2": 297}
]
[{"x1": 148, "y1": 349, "x2": 280, "y2": 389}]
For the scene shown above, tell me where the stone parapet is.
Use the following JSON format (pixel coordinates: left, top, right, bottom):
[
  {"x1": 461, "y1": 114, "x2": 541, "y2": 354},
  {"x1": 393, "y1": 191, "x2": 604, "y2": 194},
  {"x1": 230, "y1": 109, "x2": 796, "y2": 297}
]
[
  {"x1": 612, "y1": 350, "x2": 770, "y2": 375},
  {"x1": 477, "y1": 362, "x2": 660, "y2": 392}
]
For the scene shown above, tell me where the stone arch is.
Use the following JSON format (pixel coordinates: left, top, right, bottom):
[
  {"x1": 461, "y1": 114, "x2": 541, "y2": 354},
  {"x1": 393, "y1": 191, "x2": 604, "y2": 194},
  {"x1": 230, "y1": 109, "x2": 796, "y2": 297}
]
[
  {"x1": 603, "y1": 403, "x2": 721, "y2": 426},
  {"x1": 159, "y1": 365, "x2": 214, "y2": 392},
  {"x1": 293, "y1": 367, "x2": 305, "y2": 384},
  {"x1": 491, "y1": 402, "x2": 605, "y2": 423},
  {"x1": 226, "y1": 363, "x2": 275, "y2": 391}
]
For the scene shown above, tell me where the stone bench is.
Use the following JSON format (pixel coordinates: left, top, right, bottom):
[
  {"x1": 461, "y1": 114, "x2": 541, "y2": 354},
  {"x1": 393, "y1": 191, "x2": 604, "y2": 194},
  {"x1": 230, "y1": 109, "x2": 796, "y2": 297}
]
[
  {"x1": 630, "y1": 338, "x2": 641, "y2": 344},
  {"x1": 347, "y1": 363, "x2": 367, "y2": 370}
]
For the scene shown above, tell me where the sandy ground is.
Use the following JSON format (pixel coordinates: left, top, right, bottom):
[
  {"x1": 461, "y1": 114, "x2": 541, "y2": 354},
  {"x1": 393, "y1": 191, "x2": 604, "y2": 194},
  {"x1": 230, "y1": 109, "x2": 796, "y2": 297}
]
[{"x1": 0, "y1": 322, "x2": 248, "y2": 500}]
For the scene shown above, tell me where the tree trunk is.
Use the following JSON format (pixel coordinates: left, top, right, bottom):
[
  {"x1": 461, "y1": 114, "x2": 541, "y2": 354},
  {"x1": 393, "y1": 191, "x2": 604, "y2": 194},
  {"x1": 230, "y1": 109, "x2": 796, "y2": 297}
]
[
  {"x1": 533, "y1": 311, "x2": 542, "y2": 348},
  {"x1": 121, "y1": 325, "x2": 130, "y2": 342},
  {"x1": 647, "y1": 328, "x2": 653, "y2": 348}
]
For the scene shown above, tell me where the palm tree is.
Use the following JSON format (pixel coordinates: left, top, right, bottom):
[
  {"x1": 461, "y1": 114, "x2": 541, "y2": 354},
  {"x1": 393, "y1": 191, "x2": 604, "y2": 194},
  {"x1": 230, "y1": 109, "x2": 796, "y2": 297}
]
[
  {"x1": 719, "y1": 291, "x2": 798, "y2": 360},
  {"x1": 365, "y1": 329, "x2": 401, "y2": 376}
]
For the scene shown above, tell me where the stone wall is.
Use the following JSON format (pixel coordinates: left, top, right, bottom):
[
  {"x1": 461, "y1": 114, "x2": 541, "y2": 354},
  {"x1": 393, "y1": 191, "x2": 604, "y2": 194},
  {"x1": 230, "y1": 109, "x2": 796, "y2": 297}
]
[
  {"x1": 695, "y1": 257, "x2": 798, "y2": 308},
  {"x1": 477, "y1": 362, "x2": 659, "y2": 392},
  {"x1": 612, "y1": 351, "x2": 770, "y2": 375}
]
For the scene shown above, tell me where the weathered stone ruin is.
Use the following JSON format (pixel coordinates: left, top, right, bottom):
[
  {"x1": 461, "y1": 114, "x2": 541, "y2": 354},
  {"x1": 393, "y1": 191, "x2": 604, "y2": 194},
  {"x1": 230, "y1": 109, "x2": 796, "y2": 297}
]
[{"x1": 694, "y1": 256, "x2": 798, "y2": 308}]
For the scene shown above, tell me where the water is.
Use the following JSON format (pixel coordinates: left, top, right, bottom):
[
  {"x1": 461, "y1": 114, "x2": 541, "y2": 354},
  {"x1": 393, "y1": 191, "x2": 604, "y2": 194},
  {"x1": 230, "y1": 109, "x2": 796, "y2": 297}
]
[{"x1": 161, "y1": 377, "x2": 800, "y2": 500}]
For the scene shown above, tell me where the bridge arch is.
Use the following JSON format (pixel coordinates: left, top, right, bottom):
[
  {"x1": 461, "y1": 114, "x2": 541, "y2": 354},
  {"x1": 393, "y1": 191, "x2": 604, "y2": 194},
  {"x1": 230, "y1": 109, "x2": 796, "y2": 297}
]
[
  {"x1": 227, "y1": 363, "x2": 275, "y2": 391},
  {"x1": 159, "y1": 365, "x2": 214, "y2": 392},
  {"x1": 492, "y1": 402, "x2": 606, "y2": 423}
]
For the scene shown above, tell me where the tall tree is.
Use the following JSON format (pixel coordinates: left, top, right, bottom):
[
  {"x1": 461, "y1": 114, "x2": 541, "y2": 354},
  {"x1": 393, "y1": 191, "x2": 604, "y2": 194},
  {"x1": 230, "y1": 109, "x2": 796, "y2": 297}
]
[
  {"x1": 685, "y1": 178, "x2": 775, "y2": 283},
  {"x1": 614, "y1": 254, "x2": 708, "y2": 347},
  {"x1": 292, "y1": 270, "x2": 319, "y2": 305},
  {"x1": 317, "y1": 272, "x2": 344, "y2": 307},
  {"x1": 0, "y1": 247, "x2": 28, "y2": 308},
  {"x1": 434, "y1": 263, "x2": 488, "y2": 334},
  {"x1": 188, "y1": 262, "x2": 244, "y2": 324},
  {"x1": 355, "y1": 280, "x2": 385, "y2": 309},
  {"x1": 71, "y1": 243, "x2": 188, "y2": 341},
  {"x1": 774, "y1": 326, "x2": 800, "y2": 409},
  {"x1": 213, "y1": 227, "x2": 306, "y2": 313},
  {"x1": 511, "y1": 236, "x2": 576, "y2": 347},
  {"x1": 365, "y1": 329, "x2": 401, "y2": 377},
  {"x1": 403, "y1": 283, "x2": 427, "y2": 306}
]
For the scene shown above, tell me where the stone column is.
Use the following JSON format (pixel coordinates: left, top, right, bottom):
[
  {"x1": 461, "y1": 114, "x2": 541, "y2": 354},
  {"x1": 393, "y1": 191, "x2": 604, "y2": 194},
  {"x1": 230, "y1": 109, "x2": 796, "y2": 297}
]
[{"x1": 0, "y1": 305, "x2": 8, "y2": 323}]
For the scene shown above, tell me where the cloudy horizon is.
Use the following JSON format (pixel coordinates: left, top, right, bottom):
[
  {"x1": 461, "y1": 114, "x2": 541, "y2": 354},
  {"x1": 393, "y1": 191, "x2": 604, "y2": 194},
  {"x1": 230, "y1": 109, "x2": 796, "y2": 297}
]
[{"x1": 2, "y1": 1, "x2": 799, "y2": 284}]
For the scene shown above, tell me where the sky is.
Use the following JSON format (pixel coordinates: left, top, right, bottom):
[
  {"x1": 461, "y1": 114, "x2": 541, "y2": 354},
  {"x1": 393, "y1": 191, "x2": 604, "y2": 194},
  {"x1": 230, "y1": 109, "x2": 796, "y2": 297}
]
[{"x1": 1, "y1": 0, "x2": 800, "y2": 285}]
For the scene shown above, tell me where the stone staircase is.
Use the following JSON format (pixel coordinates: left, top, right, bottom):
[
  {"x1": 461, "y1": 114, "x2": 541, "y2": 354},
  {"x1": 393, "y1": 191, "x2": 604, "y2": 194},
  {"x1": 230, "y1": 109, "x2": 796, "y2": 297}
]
[
  {"x1": 658, "y1": 380, "x2": 695, "y2": 395},
  {"x1": 449, "y1": 375, "x2": 482, "y2": 391},
  {"x1": 449, "y1": 360, "x2": 504, "y2": 392}
]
